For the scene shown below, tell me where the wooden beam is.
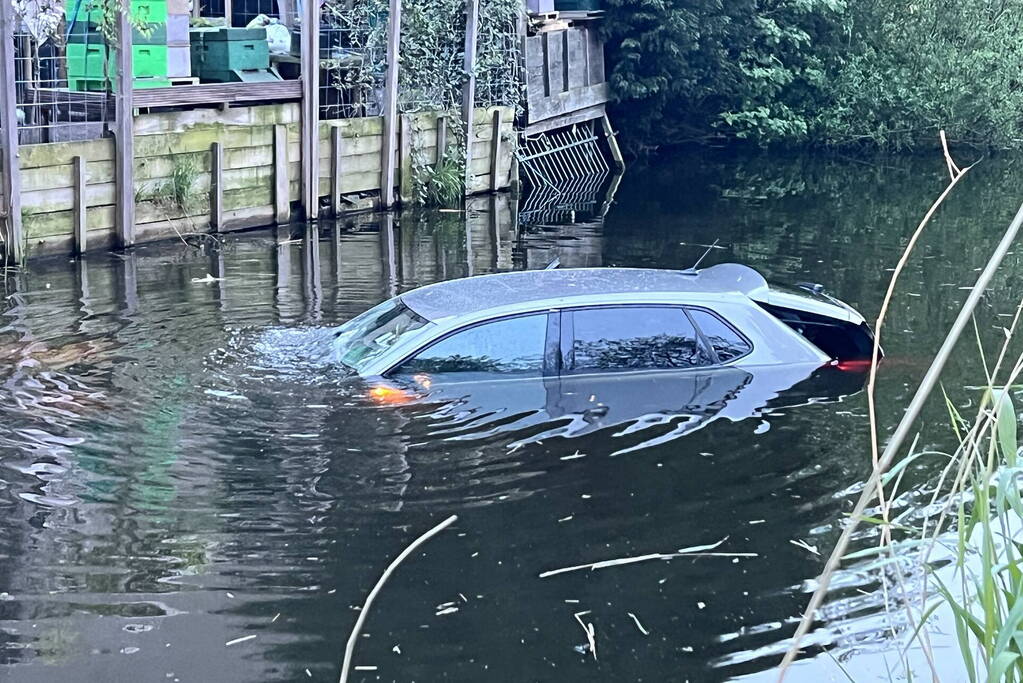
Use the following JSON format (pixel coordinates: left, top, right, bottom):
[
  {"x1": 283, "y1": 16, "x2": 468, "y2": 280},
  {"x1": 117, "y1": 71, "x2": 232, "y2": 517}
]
[
  {"x1": 300, "y1": 0, "x2": 320, "y2": 219},
  {"x1": 273, "y1": 123, "x2": 290, "y2": 224},
  {"x1": 601, "y1": 113, "x2": 625, "y2": 172},
  {"x1": 114, "y1": 11, "x2": 135, "y2": 248},
  {"x1": 461, "y1": 0, "x2": 480, "y2": 195},
  {"x1": 398, "y1": 114, "x2": 413, "y2": 204},
  {"x1": 72, "y1": 156, "x2": 87, "y2": 253},
  {"x1": 0, "y1": 0, "x2": 23, "y2": 263},
  {"x1": 210, "y1": 142, "x2": 224, "y2": 231},
  {"x1": 435, "y1": 115, "x2": 447, "y2": 166},
  {"x1": 330, "y1": 126, "x2": 343, "y2": 216},
  {"x1": 379, "y1": 0, "x2": 402, "y2": 208},
  {"x1": 489, "y1": 109, "x2": 501, "y2": 192}
]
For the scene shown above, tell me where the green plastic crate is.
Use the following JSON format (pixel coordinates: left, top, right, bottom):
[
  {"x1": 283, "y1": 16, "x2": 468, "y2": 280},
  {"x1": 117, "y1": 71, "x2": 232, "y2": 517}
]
[
  {"x1": 67, "y1": 43, "x2": 167, "y2": 80},
  {"x1": 67, "y1": 21, "x2": 168, "y2": 45},
  {"x1": 65, "y1": 0, "x2": 167, "y2": 25},
  {"x1": 68, "y1": 76, "x2": 172, "y2": 91},
  {"x1": 191, "y1": 27, "x2": 268, "y2": 81}
]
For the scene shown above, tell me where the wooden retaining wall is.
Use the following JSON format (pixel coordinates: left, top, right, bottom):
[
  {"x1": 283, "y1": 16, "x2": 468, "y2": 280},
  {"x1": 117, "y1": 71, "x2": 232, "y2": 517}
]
[{"x1": 17, "y1": 103, "x2": 515, "y2": 258}]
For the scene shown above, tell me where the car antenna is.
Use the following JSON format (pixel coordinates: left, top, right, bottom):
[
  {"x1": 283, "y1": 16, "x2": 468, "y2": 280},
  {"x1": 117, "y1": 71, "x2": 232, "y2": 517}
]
[
  {"x1": 681, "y1": 239, "x2": 719, "y2": 275},
  {"x1": 544, "y1": 256, "x2": 561, "y2": 270}
]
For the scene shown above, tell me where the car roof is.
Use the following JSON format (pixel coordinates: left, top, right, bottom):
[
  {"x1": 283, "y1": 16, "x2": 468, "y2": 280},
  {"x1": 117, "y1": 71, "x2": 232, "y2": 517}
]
[{"x1": 400, "y1": 264, "x2": 770, "y2": 321}]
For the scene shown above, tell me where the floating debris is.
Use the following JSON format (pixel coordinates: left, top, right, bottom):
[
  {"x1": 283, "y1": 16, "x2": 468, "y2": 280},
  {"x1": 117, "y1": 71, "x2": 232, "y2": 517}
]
[
  {"x1": 574, "y1": 611, "x2": 597, "y2": 661},
  {"x1": 627, "y1": 612, "x2": 650, "y2": 636},
  {"x1": 225, "y1": 635, "x2": 256, "y2": 647},
  {"x1": 789, "y1": 538, "x2": 820, "y2": 555},
  {"x1": 539, "y1": 537, "x2": 756, "y2": 578}
]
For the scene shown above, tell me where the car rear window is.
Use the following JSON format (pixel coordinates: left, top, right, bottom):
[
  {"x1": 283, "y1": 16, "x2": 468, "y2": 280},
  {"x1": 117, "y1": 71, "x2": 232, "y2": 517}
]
[{"x1": 686, "y1": 308, "x2": 752, "y2": 362}]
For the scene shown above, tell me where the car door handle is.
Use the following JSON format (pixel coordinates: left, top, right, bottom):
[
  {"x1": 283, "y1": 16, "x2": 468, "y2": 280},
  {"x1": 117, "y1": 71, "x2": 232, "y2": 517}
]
[{"x1": 582, "y1": 405, "x2": 609, "y2": 420}]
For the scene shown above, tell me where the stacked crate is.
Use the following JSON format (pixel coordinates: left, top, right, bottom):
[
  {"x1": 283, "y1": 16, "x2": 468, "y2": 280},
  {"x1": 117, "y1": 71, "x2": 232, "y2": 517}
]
[
  {"x1": 166, "y1": 0, "x2": 192, "y2": 81},
  {"x1": 65, "y1": 0, "x2": 172, "y2": 90},
  {"x1": 191, "y1": 27, "x2": 273, "y2": 82}
]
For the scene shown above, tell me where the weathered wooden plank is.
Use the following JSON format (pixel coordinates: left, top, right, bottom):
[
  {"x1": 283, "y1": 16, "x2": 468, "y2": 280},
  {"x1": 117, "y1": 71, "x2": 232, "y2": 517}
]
[
  {"x1": 210, "y1": 142, "x2": 224, "y2": 232},
  {"x1": 489, "y1": 109, "x2": 501, "y2": 192},
  {"x1": 273, "y1": 124, "x2": 290, "y2": 224},
  {"x1": 72, "y1": 156, "x2": 87, "y2": 253},
  {"x1": 567, "y1": 29, "x2": 586, "y2": 90},
  {"x1": 301, "y1": 0, "x2": 320, "y2": 220},
  {"x1": 132, "y1": 80, "x2": 302, "y2": 109},
  {"x1": 133, "y1": 103, "x2": 301, "y2": 135},
  {"x1": 379, "y1": 0, "x2": 402, "y2": 207},
  {"x1": 320, "y1": 116, "x2": 385, "y2": 137},
  {"x1": 522, "y1": 103, "x2": 604, "y2": 135},
  {"x1": 546, "y1": 31, "x2": 567, "y2": 95},
  {"x1": 586, "y1": 26, "x2": 604, "y2": 85},
  {"x1": 20, "y1": 138, "x2": 114, "y2": 169},
  {"x1": 526, "y1": 83, "x2": 610, "y2": 124},
  {"x1": 461, "y1": 0, "x2": 480, "y2": 195},
  {"x1": 399, "y1": 114, "x2": 413, "y2": 204},
  {"x1": 0, "y1": 0, "x2": 22, "y2": 262},
  {"x1": 115, "y1": 11, "x2": 135, "y2": 248},
  {"x1": 331, "y1": 126, "x2": 343, "y2": 216}
]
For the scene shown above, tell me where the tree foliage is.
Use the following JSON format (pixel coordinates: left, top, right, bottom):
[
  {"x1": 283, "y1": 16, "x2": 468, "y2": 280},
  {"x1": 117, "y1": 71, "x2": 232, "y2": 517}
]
[{"x1": 602, "y1": 0, "x2": 1023, "y2": 153}]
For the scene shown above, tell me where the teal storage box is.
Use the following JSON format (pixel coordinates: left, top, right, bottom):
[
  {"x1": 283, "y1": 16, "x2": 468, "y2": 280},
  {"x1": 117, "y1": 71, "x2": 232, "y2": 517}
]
[{"x1": 191, "y1": 27, "x2": 269, "y2": 82}]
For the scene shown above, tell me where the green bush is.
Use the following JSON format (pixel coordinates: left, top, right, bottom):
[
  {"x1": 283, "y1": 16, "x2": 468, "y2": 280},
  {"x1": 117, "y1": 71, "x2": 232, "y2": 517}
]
[{"x1": 602, "y1": 0, "x2": 1023, "y2": 153}]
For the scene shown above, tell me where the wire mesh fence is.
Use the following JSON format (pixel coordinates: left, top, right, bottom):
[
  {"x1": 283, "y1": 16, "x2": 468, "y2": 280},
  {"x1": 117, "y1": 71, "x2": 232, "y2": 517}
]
[
  {"x1": 319, "y1": 0, "x2": 386, "y2": 119},
  {"x1": 13, "y1": 26, "x2": 114, "y2": 144}
]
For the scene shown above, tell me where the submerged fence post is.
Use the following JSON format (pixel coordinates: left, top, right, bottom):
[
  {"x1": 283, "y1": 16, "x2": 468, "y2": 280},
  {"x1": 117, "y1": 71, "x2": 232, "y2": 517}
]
[
  {"x1": 461, "y1": 0, "x2": 480, "y2": 196},
  {"x1": 273, "y1": 123, "x2": 290, "y2": 224},
  {"x1": 0, "y1": 0, "x2": 23, "y2": 264},
  {"x1": 488, "y1": 109, "x2": 501, "y2": 192},
  {"x1": 114, "y1": 12, "x2": 135, "y2": 248},
  {"x1": 72, "y1": 156, "x2": 87, "y2": 253},
  {"x1": 300, "y1": 0, "x2": 320, "y2": 219},
  {"x1": 210, "y1": 142, "x2": 224, "y2": 232},
  {"x1": 398, "y1": 114, "x2": 413, "y2": 204},
  {"x1": 379, "y1": 0, "x2": 402, "y2": 208},
  {"x1": 330, "y1": 126, "x2": 343, "y2": 216}
]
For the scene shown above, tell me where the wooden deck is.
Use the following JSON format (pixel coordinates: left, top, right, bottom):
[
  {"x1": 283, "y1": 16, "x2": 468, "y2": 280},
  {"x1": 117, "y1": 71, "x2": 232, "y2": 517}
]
[{"x1": 524, "y1": 25, "x2": 609, "y2": 127}]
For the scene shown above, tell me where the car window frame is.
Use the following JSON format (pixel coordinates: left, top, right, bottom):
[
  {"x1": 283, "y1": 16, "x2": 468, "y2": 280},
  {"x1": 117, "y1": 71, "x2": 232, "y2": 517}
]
[
  {"x1": 381, "y1": 310, "x2": 557, "y2": 379},
  {"x1": 560, "y1": 304, "x2": 748, "y2": 376},
  {"x1": 683, "y1": 305, "x2": 754, "y2": 364}
]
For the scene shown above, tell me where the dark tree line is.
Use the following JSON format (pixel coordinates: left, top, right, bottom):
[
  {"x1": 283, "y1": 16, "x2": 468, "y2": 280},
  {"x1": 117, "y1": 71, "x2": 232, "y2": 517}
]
[{"x1": 601, "y1": 0, "x2": 1023, "y2": 154}]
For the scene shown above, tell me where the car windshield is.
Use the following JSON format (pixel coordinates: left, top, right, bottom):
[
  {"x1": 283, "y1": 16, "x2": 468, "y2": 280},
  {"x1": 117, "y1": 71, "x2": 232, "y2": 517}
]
[{"x1": 334, "y1": 298, "x2": 431, "y2": 373}]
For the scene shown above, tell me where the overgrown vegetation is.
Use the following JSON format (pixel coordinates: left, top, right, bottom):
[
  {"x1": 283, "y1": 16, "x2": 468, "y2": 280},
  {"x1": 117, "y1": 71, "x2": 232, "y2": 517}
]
[{"x1": 602, "y1": 0, "x2": 1023, "y2": 154}]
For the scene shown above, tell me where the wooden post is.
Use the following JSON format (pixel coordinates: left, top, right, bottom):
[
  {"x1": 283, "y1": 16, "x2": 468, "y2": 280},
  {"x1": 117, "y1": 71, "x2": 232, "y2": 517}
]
[
  {"x1": 0, "y1": 0, "x2": 23, "y2": 263},
  {"x1": 273, "y1": 124, "x2": 290, "y2": 224},
  {"x1": 330, "y1": 125, "x2": 343, "y2": 216},
  {"x1": 398, "y1": 114, "x2": 413, "y2": 204},
  {"x1": 114, "y1": 12, "x2": 135, "y2": 248},
  {"x1": 72, "y1": 156, "x2": 87, "y2": 253},
  {"x1": 601, "y1": 113, "x2": 625, "y2": 172},
  {"x1": 461, "y1": 0, "x2": 480, "y2": 196},
  {"x1": 435, "y1": 115, "x2": 447, "y2": 166},
  {"x1": 300, "y1": 0, "x2": 320, "y2": 219},
  {"x1": 488, "y1": 109, "x2": 501, "y2": 192},
  {"x1": 379, "y1": 0, "x2": 402, "y2": 208},
  {"x1": 380, "y1": 212, "x2": 397, "y2": 297},
  {"x1": 210, "y1": 142, "x2": 224, "y2": 231}
]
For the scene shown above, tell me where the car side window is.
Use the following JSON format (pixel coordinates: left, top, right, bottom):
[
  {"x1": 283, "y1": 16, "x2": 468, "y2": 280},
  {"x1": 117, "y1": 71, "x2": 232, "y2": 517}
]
[
  {"x1": 391, "y1": 313, "x2": 548, "y2": 376},
  {"x1": 568, "y1": 306, "x2": 713, "y2": 373},
  {"x1": 686, "y1": 308, "x2": 752, "y2": 362}
]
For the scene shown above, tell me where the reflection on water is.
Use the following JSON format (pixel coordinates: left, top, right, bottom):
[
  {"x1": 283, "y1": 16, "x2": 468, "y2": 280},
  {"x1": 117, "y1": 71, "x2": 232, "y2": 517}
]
[{"x1": 2, "y1": 154, "x2": 1023, "y2": 681}]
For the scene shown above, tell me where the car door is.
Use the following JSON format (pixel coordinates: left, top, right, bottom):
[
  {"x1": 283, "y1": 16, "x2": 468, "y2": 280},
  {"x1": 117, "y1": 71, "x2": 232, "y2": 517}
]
[
  {"x1": 384, "y1": 312, "x2": 560, "y2": 440},
  {"x1": 547, "y1": 305, "x2": 756, "y2": 449}
]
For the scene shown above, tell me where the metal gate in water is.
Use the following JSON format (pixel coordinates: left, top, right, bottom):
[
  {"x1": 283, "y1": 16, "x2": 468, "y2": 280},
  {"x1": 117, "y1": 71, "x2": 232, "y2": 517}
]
[{"x1": 516, "y1": 120, "x2": 615, "y2": 225}]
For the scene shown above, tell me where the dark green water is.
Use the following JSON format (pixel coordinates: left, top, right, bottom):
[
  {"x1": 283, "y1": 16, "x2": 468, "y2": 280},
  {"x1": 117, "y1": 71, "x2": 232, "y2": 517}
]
[{"x1": 2, "y1": 152, "x2": 1023, "y2": 681}]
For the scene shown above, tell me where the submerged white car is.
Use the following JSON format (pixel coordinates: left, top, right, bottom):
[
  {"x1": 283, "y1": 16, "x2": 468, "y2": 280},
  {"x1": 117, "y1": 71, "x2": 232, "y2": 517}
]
[
  {"x1": 331, "y1": 264, "x2": 877, "y2": 450},
  {"x1": 334, "y1": 263, "x2": 876, "y2": 379}
]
